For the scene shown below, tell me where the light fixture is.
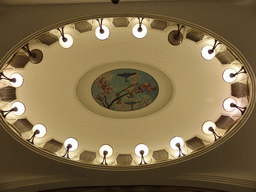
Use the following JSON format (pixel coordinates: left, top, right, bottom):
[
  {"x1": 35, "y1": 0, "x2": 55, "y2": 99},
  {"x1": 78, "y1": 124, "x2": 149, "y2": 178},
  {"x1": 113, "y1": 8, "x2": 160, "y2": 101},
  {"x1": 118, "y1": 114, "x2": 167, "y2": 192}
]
[
  {"x1": 0, "y1": 101, "x2": 25, "y2": 118},
  {"x1": 132, "y1": 18, "x2": 147, "y2": 39},
  {"x1": 168, "y1": 24, "x2": 184, "y2": 45},
  {"x1": 27, "y1": 124, "x2": 47, "y2": 144},
  {"x1": 95, "y1": 19, "x2": 110, "y2": 40},
  {"x1": 135, "y1": 143, "x2": 149, "y2": 165},
  {"x1": 63, "y1": 138, "x2": 78, "y2": 159},
  {"x1": 223, "y1": 66, "x2": 247, "y2": 83},
  {"x1": 170, "y1": 136, "x2": 185, "y2": 157},
  {"x1": 22, "y1": 44, "x2": 43, "y2": 64},
  {"x1": 223, "y1": 97, "x2": 246, "y2": 115},
  {"x1": 223, "y1": 68, "x2": 237, "y2": 83},
  {"x1": 58, "y1": 27, "x2": 74, "y2": 48},
  {"x1": 202, "y1": 121, "x2": 221, "y2": 141},
  {"x1": 0, "y1": 72, "x2": 23, "y2": 87},
  {"x1": 223, "y1": 97, "x2": 237, "y2": 112},
  {"x1": 111, "y1": 0, "x2": 119, "y2": 4},
  {"x1": 10, "y1": 73, "x2": 24, "y2": 87},
  {"x1": 99, "y1": 144, "x2": 113, "y2": 165},
  {"x1": 201, "y1": 40, "x2": 221, "y2": 60}
]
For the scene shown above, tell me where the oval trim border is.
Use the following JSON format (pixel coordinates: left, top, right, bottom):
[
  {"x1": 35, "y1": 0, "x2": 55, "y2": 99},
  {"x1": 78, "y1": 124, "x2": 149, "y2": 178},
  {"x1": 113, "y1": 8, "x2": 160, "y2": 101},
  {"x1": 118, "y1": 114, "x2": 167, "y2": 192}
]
[{"x1": 75, "y1": 62, "x2": 174, "y2": 119}]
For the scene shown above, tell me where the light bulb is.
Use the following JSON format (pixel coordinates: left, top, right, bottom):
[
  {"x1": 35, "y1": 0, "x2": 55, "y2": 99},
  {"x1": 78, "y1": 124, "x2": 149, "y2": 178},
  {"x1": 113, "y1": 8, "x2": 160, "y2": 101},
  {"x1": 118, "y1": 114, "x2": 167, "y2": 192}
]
[
  {"x1": 170, "y1": 136, "x2": 184, "y2": 150},
  {"x1": 9, "y1": 73, "x2": 23, "y2": 87},
  {"x1": 135, "y1": 143, "x2": 149, "y2": 157},
  {"x1": 64, "y1": 138, "x2": 78, "y2": 151},
  {"x1": 223, "y1": 97, "x2": 237, "y2": 112},
  {"x1": 201, "y1": 45, "x2": 216, "y2": 60},
  {"x1": 202, "y1": 121, "x2": 216, "y2": 135},
  {"x1": 223, "y1": 68, "x2": 237, "y2": 83},
  {"x1": 99, "y1": 144, "x2": 113, "y2": 158},
  {"x1": 132, "y1": 24, "x2": 147, "y2": 39},
  {"x1": 11, "y1": 102, "x2": 25, "y2": 116},
  {"x1": 33, "y1": 124, "x2": 47, "y2": 138},
  {"x1": 59, "y1": 34, "x2": 73, "y2": 48},
  {"x1": 95, "y1": 25, "x2": 110, "y2": 40}
]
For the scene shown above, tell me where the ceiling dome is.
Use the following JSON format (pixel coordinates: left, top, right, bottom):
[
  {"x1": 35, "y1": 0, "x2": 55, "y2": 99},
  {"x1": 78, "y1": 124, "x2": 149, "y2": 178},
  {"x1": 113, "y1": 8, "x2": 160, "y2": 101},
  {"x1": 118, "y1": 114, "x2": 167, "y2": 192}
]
[{"x1": 0, "y1": 14, "x2": 254, "y2": 170}]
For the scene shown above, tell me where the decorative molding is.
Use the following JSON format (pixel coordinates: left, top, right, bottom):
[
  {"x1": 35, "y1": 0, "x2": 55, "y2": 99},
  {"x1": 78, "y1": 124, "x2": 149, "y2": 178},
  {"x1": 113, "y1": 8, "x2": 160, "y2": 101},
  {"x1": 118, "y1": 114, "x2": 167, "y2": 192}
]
[
  {"x1": 0, "y1": 175, "x2": 75, "y2": 191},
  {"x1": 39, "y1": 185, "x2": 228, "y2": 192},
  {"x1": 168, "y1": 174, "x2": 256, "y2": 189}
]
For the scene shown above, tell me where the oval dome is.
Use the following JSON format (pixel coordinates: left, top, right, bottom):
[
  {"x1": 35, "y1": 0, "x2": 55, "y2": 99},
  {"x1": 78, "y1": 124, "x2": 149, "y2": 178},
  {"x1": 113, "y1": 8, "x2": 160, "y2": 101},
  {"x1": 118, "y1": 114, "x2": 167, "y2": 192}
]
[{"x1": 0, "y1": 14, "x2": 254, "y2": 170}]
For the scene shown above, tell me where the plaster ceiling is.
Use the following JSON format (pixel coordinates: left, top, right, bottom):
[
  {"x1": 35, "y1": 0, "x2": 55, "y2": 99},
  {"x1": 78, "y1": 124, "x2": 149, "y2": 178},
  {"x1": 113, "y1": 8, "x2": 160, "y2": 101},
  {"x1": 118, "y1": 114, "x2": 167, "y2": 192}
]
[
  {"x1": 0, "y1": 0, "x2": 254, "y2": 191},
  {"x1": 2, "y1": 15, "x2": 248, "y2": 165}
]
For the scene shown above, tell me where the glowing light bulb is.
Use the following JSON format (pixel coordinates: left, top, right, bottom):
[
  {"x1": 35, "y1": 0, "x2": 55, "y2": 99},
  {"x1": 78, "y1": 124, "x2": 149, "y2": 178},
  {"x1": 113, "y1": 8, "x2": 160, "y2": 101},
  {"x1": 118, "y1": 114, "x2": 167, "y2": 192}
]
[
  {"x1": 201, "y1": 45, "x2": 216, "y2": 60},
  {"x1": 223, "y1": 97, "x2": 237, "y2": 112},
  {"x1": 33, "y1": 124, "x2": 47, "y2": 138},
  {"x1": 95, "y1": 25, "x2": 110, "y2": 40},
  {"x1": 59, "y1": 34, "x2": 73, "y2": 48},
  {"x1": 170, "y1": 136, "x2": 184, "y2": 150},
  {"x1": 223, "y1": 68, "x2": 237, "y2": 83},
  {"x1": 9, "y1": 73, "x2": 23, "y2": 87},
  {"x1": 202, "y1": 121, "x2": 216, "y2": 135},
  {"x1": 135, "y1": 143, "x2": 149, "y2": 157},
  {"x1": 11, "y1": 102, "x2": 25, "y2": 116},
  {"x1": 64, "y1": 138, "x2": 78, "y2": 151},
  {"x1": 132, "y1": 24, "x2": 147, "y2": 39},
  {"x1": 99, "y1": 144, "x2": 113, "y2": 158}
]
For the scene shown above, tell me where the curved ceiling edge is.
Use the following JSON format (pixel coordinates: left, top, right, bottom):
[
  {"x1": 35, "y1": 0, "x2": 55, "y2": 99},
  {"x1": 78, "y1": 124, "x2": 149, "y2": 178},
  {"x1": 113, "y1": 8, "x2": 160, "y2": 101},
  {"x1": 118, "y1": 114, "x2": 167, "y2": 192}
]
[
  {"x1": 0, "y1": 14, "x2": 255, "y2": 171},
  {"x1": 1, "y1": 176, "x2": 255, "y2": 191}
]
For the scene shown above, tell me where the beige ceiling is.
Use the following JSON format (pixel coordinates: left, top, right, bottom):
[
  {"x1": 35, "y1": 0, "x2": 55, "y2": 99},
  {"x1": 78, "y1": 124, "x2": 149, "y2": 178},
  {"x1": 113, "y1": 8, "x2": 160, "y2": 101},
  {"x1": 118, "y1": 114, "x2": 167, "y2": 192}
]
[
  {"x1": 14, "y1": 18, "x2": 232, "y2": 157},
  {"x1": 0, "y1": 1, "x2": 255, "y2": 192}
]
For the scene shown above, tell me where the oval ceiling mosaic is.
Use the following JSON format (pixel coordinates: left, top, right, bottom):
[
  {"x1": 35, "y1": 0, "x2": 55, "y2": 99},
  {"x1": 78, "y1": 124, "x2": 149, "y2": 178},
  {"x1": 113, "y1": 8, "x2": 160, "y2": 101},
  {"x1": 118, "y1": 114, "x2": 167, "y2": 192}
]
[
  {"x1": 91, "y1": 68, "x2": 159, "y2": 111},
  {"x1": 0, "y1": 14, "x2": 254, "y2": 170}
]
